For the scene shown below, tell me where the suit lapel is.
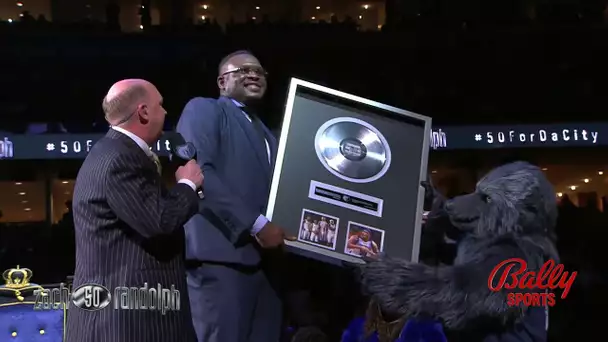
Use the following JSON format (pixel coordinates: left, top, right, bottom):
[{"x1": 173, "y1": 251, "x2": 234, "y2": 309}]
[
  {"x1": 219, "y1": 97, "x2": 270, "y2": 175},
  {"x1": 105, "y1": 129, "x2": 158, "y2": 174}
]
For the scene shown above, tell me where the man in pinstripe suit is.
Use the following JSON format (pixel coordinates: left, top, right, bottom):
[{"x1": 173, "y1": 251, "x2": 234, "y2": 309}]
[{"x1": 66, "y1": 79, "x2": 203, "y2": 342}]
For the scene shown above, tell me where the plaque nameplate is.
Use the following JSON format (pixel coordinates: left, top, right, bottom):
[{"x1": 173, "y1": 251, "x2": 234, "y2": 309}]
[{"x1": 308, "y1": 180, "x2": 383, "y2": 217}]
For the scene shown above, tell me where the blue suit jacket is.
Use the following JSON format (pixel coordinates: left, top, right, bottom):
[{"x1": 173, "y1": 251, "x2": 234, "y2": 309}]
[{"x1": 176, "y1": 96, "x2": 278, "y2": 265}]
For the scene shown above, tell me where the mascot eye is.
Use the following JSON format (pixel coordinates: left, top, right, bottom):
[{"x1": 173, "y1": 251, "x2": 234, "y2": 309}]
[{"x1": 484, "y1": 195, "x2": 492, "y2": 203}]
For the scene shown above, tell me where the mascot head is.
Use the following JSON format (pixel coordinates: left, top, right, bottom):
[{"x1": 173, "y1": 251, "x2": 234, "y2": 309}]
[{"x1": 445, "y1": 161, "x2": 557, "y2": 239}]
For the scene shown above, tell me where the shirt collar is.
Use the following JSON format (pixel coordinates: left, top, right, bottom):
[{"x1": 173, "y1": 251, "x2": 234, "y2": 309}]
[
  {"x1": 111, "y1": 126, "x2": 153, "y2": 156},
  {"x1": 230, "y1": 98, "x2": 245, "y2": 108}
]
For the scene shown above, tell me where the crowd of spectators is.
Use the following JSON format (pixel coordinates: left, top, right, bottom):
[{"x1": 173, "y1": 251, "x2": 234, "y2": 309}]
[{"x1": 1, "y1": 7, "x2": 608, "y2": 134}]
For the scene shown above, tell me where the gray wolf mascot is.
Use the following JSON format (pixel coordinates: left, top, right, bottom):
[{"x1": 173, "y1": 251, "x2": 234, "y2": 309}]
[{"x1": 359, "y1": 161, "x2": 559, "y2": 342}]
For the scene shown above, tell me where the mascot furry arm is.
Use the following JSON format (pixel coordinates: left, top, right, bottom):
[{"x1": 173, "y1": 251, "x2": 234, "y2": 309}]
[{"x1": 359, "y1": 241, "x2": 527, "y2": 330}]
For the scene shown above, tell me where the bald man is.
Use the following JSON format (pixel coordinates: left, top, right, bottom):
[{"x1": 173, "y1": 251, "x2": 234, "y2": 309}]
[
  {"x1": 177, "y1": 51, "x2": 286, "y2": 342},
  {"x1": 66, "y1": 79, "x2": 203, "y2": 342}
]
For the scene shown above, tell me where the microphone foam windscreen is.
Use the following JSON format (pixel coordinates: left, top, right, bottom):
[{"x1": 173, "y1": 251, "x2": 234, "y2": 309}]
[{"x1": 168, "y1": 133, "x2": 196, "y2": 161}]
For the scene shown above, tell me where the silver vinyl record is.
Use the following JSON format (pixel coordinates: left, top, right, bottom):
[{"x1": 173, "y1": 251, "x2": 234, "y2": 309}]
[{"x1": 314, "y1": 117, "x2": 392, "y2": 183}]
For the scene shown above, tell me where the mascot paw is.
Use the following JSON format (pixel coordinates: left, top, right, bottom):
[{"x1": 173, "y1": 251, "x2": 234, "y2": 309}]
[{"x1": 359, "y1": 256, "x2": 421, "y2": 318}]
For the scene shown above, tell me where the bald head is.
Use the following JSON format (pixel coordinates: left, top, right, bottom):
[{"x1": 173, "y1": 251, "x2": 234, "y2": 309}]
[{"x1": 102, "y1": 79, "x2": 152, "y2": 126}]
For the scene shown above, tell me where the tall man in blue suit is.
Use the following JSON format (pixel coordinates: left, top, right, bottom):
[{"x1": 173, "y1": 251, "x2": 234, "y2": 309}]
[{"x1": 177, "y1": 51, "x2": 291, "y2": 342}]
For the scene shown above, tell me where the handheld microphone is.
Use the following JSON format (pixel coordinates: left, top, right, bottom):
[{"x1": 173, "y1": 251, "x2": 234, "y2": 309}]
[{"x1": 168, "y1": 133, "x2": 204, "y2": 199}]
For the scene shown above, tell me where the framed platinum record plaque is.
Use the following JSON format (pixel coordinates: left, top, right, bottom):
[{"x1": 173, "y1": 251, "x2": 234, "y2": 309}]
[{"x1": 266, "y1": 78, "x2": 432, "y2": 265}]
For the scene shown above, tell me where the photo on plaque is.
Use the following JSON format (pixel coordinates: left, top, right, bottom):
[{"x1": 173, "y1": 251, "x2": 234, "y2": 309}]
[
  {"x1": 344, "y1": 221, "x2": 385, "y2": 258},
  {"x1": 298, "y1": 209, "x2": 340, "y2": 250},
  {"x1": 314, "y1": 116, "x2": 392, "y2": 184}
]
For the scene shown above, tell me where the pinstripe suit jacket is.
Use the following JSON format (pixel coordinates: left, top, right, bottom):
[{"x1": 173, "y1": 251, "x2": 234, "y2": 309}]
[{"x1": 65, "y1": 129, "x2": 199, "y2": 342}]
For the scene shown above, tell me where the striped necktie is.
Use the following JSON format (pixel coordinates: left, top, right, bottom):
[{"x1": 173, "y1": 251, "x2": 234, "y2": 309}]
[{"x1": 149, "y1": 151, "x2": 162, "y2": 175}]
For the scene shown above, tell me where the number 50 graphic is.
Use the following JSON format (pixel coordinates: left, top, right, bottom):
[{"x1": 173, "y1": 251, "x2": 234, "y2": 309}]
[{"x1": 71, "y1": 284, "x2": 112, "y2": 311}]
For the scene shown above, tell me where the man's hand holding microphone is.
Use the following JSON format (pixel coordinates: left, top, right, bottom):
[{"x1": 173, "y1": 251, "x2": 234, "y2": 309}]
[
  {"x1": 175, "y1": 159, "x2": 204, "y2": 190},
  {"x1": 169, "y1": 134, "x2": 205, "y2": 197}
]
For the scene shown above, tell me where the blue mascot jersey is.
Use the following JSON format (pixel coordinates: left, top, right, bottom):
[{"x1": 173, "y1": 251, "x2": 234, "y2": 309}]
[{"x1": 342, "y1": 317, "x2": 448, "y2": 342}]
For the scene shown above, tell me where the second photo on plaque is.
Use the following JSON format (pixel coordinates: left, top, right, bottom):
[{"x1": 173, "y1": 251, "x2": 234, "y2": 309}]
[
  {"x1": 298, "y1": 209, "x2": 340, "y2": 250},
  {"x1": 344, "y1": 222, "x2": 385, "y2": 258}
]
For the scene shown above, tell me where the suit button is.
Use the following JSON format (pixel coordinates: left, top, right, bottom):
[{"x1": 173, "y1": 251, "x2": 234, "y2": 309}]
[
  {"x1": 40, "y1": 329, "x2": 45, "y2": 335},
  {"x1": 11, "y1": 331, "x2": 17, "y2": 337}
]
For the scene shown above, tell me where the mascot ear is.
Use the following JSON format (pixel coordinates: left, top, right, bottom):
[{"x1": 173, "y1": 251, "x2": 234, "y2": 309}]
[
  {"x1": 421, "y1": 180, "x2": 436, "y2": 210},
  {"x1": 421, "y1": 180, "x2": 448, "y2": 216}
]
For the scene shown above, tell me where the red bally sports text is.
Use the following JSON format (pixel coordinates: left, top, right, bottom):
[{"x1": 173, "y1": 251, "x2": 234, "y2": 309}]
[{"x1": 487, "y1": 258, "x2": 577, "y2": 307}]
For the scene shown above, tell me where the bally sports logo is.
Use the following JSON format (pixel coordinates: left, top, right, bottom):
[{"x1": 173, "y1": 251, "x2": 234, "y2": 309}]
[{"x1": 488, "y1": 258, "x2": 577, "y2": 307}]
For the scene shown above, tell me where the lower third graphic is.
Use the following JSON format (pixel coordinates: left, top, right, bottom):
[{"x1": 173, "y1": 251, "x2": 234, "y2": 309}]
[
  {"x1": 35, "y1": 282, "x2": 180, "y2": 314},
  {"x1": 112, "y1": 283, "x2": 180, "y2": 314}
]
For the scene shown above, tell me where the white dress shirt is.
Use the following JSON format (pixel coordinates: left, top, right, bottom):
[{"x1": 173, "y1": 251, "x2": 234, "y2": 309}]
[
  {"x1": 230, "y1": 99, "x2": 270, "y2": 235},
  {"x1": 111, "y1": 126, "x2": 197, "y2": 191}
]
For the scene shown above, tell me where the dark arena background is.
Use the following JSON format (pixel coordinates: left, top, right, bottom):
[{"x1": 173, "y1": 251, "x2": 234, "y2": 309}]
[{"x1": 0, "y1": 0, "x2": 606, "y2": 341}]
